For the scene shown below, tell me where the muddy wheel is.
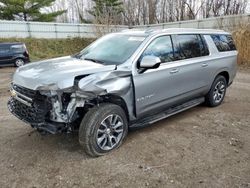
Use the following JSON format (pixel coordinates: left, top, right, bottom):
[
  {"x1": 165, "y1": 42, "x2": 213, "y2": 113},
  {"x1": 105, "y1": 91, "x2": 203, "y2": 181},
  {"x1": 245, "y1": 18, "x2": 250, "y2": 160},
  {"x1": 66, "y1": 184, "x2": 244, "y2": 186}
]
[
  {"x1": 205, "y1": 75, "x2": 227, "y2": 107},
  {"x1": 79, "y1": 103, "x2": 128, "y2": 157}
]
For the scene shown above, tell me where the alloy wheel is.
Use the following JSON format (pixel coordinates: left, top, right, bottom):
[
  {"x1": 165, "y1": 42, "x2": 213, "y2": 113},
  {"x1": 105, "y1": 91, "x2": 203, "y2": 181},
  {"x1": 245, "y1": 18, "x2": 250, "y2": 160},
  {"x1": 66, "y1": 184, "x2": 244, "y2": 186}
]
[
  {"x1": 96, "y1": 114, "x2": 124, "y2": 151},
  {"x1": 213, "y1": 81, "x2": 226, "y2": 103}
]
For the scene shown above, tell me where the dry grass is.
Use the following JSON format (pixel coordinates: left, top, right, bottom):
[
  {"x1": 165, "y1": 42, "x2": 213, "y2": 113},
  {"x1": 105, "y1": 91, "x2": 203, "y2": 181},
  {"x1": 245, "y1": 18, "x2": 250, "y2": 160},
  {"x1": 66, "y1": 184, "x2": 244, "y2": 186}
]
[
  {"x1": 0, "y1": 37, "x2": 94, "y2": 61},
  {"x1": 232, "y1": 25, "x2": 250, "y2": 66}
]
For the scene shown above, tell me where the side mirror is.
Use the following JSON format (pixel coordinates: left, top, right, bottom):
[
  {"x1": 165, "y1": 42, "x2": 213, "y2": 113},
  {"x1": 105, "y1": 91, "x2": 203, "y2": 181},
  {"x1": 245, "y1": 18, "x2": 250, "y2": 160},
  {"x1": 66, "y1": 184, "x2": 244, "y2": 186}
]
[{"x1": 139, "y1": 55, "x2": 161, "y2": 68}]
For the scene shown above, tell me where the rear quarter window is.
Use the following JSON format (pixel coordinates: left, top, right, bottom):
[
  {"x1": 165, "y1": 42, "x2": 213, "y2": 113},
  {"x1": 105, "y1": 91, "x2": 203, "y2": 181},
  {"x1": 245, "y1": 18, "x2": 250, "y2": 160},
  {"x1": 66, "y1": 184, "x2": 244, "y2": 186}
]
[
  {"x1": 11, "y1": 45, "x2": 25, "y2": 53},
  {"x1": 210, "y1": 34, "x2": 236, "y2": 52}
]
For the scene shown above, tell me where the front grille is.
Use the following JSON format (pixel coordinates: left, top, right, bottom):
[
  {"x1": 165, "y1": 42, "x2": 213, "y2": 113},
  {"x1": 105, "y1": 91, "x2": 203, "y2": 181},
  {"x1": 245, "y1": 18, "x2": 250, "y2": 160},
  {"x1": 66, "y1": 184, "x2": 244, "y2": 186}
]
[
  {"x1": 8, "y1": 84, "x2": 52, "y2": 125},
  {"x1": 8, "y1": 97, "x2": 48, "y2": 124},
  {"x1": 12, "y1": 84, "x2": 37, "y2": 98}
]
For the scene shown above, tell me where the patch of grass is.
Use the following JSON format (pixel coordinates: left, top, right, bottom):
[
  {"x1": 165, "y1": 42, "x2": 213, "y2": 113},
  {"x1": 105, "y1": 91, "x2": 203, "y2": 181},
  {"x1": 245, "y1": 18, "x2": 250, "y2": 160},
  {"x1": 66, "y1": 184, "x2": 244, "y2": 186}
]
[
  {"x1": 232, "y1": 28, "x2": 250, "y2": 66},
  {"x1": 0, "y1": 37, "x2": 95, "y2": 61}
]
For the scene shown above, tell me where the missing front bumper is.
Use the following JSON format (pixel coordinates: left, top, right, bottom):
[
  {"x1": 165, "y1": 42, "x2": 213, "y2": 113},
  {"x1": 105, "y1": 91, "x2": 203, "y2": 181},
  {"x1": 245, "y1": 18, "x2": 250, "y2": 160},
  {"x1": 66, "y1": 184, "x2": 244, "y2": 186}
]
[{"x1": 7, "y1": 97, "x2": 67, "y2": 134}]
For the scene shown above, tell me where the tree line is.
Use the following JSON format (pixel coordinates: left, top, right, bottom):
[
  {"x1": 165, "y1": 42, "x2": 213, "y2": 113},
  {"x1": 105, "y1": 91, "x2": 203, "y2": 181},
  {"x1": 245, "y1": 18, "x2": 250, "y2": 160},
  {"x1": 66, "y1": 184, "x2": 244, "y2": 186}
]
[{"x1": 0, "y1": 0, "x2": 248, "y2": 25}]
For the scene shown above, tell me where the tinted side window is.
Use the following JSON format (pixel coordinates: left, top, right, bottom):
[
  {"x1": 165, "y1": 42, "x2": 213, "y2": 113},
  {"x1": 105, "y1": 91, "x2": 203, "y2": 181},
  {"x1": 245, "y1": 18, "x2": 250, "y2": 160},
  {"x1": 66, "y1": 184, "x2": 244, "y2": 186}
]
[
  {"x1": 141, "y1": 35, "x2": 174, "y2": 63},
  {"x1": 0, "y1": 46, "x2": 10, "y2": 54},
  {"x1": 11, "y1": 45, "x2": 24, "y2": 53},
  {"x1": 174, "y1": 34, "x2": 208, "y2": 60},
  {"x1": 210, "y1": 34, "x2": 236, "y2": 52}
]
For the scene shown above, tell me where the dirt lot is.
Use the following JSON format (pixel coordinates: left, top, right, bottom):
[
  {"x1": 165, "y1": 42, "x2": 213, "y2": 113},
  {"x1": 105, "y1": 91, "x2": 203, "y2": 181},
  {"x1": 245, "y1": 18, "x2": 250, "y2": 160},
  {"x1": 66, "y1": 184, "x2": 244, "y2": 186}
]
[{"x1": 0, "y1": 67, "x2": 249, "y2": 188}]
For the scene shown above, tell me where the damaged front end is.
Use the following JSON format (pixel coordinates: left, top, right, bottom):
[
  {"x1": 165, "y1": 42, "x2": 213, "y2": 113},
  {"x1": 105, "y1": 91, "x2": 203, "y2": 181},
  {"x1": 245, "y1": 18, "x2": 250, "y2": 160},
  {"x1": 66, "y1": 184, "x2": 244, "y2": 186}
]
[
  {"x1": 8, "y1": 84, "x2": 77, "y2": 134},
  {"x1": 8, "y1": 69, "x2": 134, "y2": 134}
]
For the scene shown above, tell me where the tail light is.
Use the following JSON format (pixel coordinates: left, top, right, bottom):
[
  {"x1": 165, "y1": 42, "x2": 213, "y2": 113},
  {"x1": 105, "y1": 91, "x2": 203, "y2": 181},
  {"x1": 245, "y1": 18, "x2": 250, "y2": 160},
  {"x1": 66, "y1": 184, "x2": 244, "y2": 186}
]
[
  {"x1": 23, "y1": 44, "x2": 29, "y2": 57},
  {"x1": 23, "y1": 44, "x2": 29, "y2": 54}
]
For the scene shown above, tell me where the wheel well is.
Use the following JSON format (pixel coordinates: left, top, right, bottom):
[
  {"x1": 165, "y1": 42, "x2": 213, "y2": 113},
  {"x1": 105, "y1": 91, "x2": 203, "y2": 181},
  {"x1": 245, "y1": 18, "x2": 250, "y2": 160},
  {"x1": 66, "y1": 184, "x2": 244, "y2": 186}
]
[
  {"x1": 14, "y1": 57, "x2": 25, "y2": 64},
  {"x1": 15, "y1": 57, "x2": 24, "y2": 61},
  {"x1": 99, "y1": 95, "x2": 129, "y2": 120},
  {"x1": 74, "y1": 94, "x2": 129, "y2": 128},
  {"x1": 218, "y1": 71, "x2": 229, "y2": 85}
]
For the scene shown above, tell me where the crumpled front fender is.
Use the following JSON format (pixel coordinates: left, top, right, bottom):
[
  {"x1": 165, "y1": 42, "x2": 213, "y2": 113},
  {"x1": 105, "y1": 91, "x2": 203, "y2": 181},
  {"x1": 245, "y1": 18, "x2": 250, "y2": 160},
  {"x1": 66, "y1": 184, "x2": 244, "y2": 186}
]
[
  {"x1": 78, "y1": 70, "x2": 135, "y2": 120},
  {"x1": 78, "y1": 70, "x2": 132, "y2": 96}
]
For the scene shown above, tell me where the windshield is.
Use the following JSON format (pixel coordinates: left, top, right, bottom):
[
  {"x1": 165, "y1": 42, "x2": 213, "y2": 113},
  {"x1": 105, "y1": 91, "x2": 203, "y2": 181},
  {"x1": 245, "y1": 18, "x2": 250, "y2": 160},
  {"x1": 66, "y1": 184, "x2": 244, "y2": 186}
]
[{"x1": 76, "y1": 34, "x2": 145, "y2": 65}]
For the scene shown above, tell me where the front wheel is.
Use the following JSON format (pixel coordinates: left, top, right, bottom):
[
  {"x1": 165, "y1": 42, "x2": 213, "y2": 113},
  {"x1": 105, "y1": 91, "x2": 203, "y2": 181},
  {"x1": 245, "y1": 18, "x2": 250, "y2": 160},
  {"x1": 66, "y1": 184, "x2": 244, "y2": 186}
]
[
  {"x1": 79, "y1": 103, "x2": 128, "y2": 157},
  {"x1": 205, "y1": 75, "x2": 227, "y2": 107}
]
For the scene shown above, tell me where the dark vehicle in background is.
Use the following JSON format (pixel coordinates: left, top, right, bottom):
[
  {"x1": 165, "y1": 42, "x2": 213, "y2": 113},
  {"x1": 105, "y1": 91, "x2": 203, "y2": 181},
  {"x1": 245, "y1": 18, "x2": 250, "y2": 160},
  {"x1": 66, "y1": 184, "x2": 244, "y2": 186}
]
[{"x1": 0, "y1": 42, "x2": 30, "y2": 67}]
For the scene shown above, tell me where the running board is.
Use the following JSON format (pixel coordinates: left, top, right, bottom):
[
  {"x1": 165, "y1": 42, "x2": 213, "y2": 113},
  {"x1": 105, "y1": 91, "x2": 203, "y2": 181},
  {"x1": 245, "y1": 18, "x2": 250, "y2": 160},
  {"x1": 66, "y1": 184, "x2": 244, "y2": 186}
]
[{"x1": 130, "y1": 97, "x2": 205, "y2": 129}]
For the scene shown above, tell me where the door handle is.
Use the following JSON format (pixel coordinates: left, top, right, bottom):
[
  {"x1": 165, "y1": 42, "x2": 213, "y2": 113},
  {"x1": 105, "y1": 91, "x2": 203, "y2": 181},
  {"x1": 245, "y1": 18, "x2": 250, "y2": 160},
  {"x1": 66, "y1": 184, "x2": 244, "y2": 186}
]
[
  {"x1": 170, "y1": 68, "x2": 179, "y2": 74},
  {"x1": 201, "y1": 63, "x2": 208, "y2": 67}
]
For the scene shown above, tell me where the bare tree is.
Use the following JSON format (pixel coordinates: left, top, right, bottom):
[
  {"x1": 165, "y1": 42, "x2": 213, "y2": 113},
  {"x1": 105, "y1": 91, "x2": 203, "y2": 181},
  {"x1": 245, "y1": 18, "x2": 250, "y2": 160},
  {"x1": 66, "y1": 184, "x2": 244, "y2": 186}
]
[{"x1": 51, "y1": 0, "x2": 249, "y2": 25}]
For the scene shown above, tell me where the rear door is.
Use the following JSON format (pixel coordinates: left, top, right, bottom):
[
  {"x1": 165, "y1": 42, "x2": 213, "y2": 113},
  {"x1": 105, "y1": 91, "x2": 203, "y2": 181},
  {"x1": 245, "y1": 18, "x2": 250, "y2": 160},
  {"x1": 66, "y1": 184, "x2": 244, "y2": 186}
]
[{"x1": 171, "y1": 34, "x2": 211, "y2": 94}]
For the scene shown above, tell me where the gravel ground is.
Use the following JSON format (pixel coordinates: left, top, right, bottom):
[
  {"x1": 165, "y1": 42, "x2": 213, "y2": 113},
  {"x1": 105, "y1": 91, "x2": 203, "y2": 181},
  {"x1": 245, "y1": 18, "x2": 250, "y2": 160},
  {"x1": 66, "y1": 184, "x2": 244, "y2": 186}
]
[{"x1": 0, "y1": 67, "x2": 249, "y2": 188}]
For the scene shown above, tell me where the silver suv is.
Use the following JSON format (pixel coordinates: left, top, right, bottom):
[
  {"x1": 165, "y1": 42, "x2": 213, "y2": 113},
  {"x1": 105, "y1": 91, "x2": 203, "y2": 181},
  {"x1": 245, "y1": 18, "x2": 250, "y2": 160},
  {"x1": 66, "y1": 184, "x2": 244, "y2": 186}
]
[{"x1": 8, "y1": 28, "x2": 237, "y2": 156}]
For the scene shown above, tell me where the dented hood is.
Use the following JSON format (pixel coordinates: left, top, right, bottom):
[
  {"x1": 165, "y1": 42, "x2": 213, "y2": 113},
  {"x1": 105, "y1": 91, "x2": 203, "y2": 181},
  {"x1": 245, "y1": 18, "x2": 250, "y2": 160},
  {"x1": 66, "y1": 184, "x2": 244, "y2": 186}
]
[{"x1": 13, "y1": 56, "x2": 116, "y2": 90}]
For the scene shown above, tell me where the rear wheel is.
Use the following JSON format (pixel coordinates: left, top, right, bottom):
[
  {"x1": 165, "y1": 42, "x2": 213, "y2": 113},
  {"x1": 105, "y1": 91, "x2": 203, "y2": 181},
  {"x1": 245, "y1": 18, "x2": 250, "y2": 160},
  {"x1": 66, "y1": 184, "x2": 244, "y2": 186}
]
[
  {"x1": 14, "y1": 58, "x2": 25, "y2": 67},
  {"x1": 79, "y1": 103, "x2": 128, "y2": 157},
  {"x1": 205, "y1": 75, "x2": 227, "y2": 107}
]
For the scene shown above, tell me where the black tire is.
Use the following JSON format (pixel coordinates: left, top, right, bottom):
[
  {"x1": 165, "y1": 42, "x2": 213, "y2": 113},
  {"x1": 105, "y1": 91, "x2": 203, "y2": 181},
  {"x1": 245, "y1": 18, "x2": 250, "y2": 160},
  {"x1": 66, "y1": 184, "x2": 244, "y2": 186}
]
[
  {"x1": 205, "y1": 75, "x2": 227, "y2": 107},
  {"x1": 14, "y1": 58, "x2": 25, "y2": 67},
  {"x1": 79, "y1": 103, "x2": 128, "y2": 157}
]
